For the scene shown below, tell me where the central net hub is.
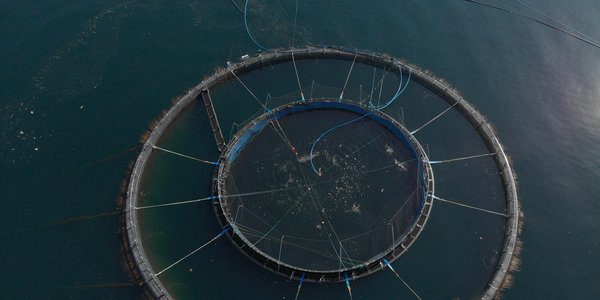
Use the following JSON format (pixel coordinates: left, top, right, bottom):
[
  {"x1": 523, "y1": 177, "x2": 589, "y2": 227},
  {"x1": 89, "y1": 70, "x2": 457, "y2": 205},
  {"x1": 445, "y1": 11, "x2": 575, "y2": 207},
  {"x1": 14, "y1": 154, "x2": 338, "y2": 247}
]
[{"x1": 214, "y1": 100, "x2": 432, "y2": 282}]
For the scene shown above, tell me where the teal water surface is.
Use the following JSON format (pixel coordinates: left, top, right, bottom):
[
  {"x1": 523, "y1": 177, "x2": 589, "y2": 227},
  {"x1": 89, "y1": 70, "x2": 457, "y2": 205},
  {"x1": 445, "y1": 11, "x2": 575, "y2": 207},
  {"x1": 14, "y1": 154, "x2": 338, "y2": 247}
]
[{"x1": 1, "y1": 0, "x2": 599, "y2": 299}]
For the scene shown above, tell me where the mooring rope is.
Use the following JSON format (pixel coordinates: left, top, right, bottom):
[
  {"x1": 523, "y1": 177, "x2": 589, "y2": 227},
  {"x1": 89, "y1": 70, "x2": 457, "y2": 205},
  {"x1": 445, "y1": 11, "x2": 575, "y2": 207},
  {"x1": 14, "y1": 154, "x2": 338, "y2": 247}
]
[
  {"x1": 345, "y1": 274, "x2": 354, "y2": 300},
  {"x1": 369, "y1": 65, "x2": 377, "y2": 102},
  {"x1": 432, "y1": 195, "x2": 509, "y2": 217},
  {"x1": 222, "y1": 185, "x2": 309, "y2": 198},
  {"x1": 229, "y1": 0, "x2": 243, "y2": 14},
  {"x1": 410, "y1": 100, "x2": 459, "y2": 135},
  {"x1": 229, "y1": 69, "x2": 264, "y2": 107},
  {"x1": 271, "y1": 113, "x2": 295, "y2": 144},
  {"x1": 339, "y1": 54, "x2": 357, "y2": 100},
  {"x1": 294, "y1": 273, "x2": 305, "y2": 300},
  {"x1": 230, "y1": 69, "x2": 298, "y2": 154},
  {"x1": 151, "y1": 145, "x2": 218, "y2": 165},
  {"x1": 134, "y1": 196, "x2": 218, "y2": 210},
  {"x1": 135, "y1": 185, "x2": 310, "y2": 210},
  {"x1": 464, "y1": 0, "x2": 600, "y2": 49},
  {"x1": 514, "y1": 0, "x2": 597, "y2": 44},
  {"x1": 381, "y1": 259, "x2": 422, "y2": 300},
  {"x1": 429, "y1": 152, "x2": 497, "y2": 164},
  {"x1": 291, "y1": 52, "x2": 305, "y2": 101},
  {"x1": 154, "y1": 226, "x2": 231, "y2": 276}
]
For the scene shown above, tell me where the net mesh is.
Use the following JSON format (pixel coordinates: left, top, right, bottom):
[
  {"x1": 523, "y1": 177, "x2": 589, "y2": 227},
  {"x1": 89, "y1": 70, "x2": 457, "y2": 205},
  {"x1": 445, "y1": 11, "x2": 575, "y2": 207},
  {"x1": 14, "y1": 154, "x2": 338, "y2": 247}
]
[{"x1": 219, "y1": 102, "x2": 424, "y2": 272}]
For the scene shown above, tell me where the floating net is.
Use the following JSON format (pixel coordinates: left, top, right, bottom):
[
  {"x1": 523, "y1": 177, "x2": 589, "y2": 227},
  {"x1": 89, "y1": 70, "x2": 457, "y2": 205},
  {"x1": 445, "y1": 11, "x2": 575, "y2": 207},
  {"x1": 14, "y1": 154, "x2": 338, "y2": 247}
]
[{"x1": 215, "y1": 100, "x2": 431, "y2": 281}]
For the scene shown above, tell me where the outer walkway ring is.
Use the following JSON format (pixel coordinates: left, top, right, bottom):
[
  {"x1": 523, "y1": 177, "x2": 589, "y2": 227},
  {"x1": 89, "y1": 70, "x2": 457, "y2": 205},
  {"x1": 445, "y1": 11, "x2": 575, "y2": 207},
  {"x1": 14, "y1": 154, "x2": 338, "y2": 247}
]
[{"x1": 122, "y1": 46, "x2": 520, "y2": 299}]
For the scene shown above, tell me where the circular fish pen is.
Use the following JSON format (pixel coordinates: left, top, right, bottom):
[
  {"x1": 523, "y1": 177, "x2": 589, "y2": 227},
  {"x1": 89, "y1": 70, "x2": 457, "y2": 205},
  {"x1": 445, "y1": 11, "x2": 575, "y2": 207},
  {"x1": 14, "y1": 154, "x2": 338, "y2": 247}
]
[
  {"x1": 122, "y1": 46, "x2": 520, "y2": 299},
  {"x1": 214, "y1": 100, "x2": 433, "y2": 283}
]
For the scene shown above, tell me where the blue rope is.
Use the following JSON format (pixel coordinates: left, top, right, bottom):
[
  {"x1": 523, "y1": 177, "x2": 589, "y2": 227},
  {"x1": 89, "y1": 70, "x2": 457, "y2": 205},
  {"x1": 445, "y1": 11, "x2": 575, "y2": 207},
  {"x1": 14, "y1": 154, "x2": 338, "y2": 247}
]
[
  {"x1": 244, "y1": 0, "x2": 271, "y2": 52},
  {"x1": 219, "y1": 226, "x2": 232, "y2": 236},
  {"x1": 370, "y1": 68, "x2": 412, "y2": 110},
  {"x1": 243, "y1": 0, "x2": 311, "y2": 54},
  {"x1": 344, "y1": 273, "x2": 353, "y2": 299},
  {"x1": 309, "y1": 68, "x2": 411, "y2": 174},
  {"x1": 309, "y1": 113, "x2": 371, "y2": 174},
  {"x1": 294, "y1": 273, "x2": 306, "y2": 300},
  {"x1": 377, "y1": 68, "x2": 409, "y2": 110},
  {"x1": 383, "y1": 258, "x2": 394, "y2": 270},
  {"x1": 369, "y1": 66, "x2": 399, "y2": 108}
]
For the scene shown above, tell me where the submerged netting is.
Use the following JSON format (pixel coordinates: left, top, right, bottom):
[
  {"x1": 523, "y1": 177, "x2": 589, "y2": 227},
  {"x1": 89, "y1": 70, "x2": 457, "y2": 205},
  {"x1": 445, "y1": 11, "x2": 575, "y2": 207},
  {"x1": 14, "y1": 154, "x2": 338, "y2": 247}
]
[{"x1": 215, "y1": 100, "x2": 431, "y2": 280}]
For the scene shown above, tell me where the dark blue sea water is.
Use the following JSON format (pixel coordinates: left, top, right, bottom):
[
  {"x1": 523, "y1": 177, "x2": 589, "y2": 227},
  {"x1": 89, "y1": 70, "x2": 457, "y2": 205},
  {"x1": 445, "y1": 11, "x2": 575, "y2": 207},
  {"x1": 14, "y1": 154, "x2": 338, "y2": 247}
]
[{"x1": 1, "y1": 0, "x2": 599, "y2": 299}]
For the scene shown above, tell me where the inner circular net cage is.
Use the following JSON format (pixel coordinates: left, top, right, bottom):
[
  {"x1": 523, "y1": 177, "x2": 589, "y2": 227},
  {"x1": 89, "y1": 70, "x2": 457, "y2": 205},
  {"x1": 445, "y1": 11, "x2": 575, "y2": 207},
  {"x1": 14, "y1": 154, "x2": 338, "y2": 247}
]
[{"x1": 215, "y1": 101, "x2": 429, "y2": 279}]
